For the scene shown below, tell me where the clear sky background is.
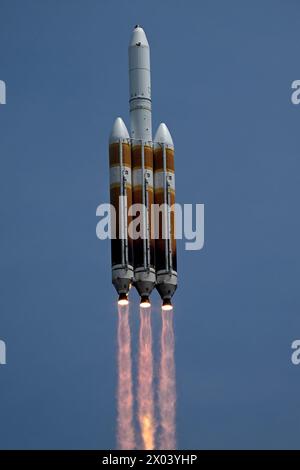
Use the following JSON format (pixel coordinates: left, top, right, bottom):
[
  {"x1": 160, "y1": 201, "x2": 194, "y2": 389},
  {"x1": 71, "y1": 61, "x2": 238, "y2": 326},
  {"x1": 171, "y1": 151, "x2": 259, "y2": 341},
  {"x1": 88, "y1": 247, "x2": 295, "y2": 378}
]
[{"x1": 0, "y1": 0, "x2": 300, "y2": 449}]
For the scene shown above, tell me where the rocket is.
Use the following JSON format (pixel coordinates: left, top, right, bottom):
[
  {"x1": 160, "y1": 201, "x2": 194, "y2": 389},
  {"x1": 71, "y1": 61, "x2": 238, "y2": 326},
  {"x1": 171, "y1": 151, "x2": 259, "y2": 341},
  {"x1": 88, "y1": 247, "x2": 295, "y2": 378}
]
[{"x1": 109, "y1": 25, "x2": 177, "y2": 310}]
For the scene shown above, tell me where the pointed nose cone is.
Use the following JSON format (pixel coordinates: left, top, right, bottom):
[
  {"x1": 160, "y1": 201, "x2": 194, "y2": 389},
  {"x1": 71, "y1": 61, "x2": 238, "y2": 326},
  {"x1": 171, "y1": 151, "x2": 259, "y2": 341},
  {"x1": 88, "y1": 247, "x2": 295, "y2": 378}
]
[
  {"x1": 129, "y1": 24, "x2": 149, "y2": 47},
  {"x1": 154, "y1": 123, "x2": 174, "y2": 148},
  {"x1": 109, "y1": 117, "x2": 130, "y2": 143}
]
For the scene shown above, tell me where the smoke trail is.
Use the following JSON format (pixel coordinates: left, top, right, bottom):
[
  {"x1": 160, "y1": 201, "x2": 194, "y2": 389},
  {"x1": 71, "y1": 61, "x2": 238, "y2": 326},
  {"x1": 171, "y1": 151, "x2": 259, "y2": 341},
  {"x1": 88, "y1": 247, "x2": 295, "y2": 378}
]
[
  {"x1": 159, "y1": 309, "x2": 176, "y2": 449},
  {"x1": 117, "y1": 304, "x2": 135, "y2": 449},
  {"x1": 138, "y1": 307, "x2": 155, "y2": 450}
]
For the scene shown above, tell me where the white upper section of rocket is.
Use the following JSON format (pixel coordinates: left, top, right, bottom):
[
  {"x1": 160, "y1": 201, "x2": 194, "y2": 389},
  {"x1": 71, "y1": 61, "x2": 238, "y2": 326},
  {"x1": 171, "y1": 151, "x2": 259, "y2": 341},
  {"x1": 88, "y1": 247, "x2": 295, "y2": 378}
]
[
  {"x1": 154, "y1": 123, "x2": 174, "y2": 148},
  {"x1": 128, "y1": 25, "x2": 152, "y2": 143},
  {"x1": 109, "y1": 117, "x2": 130, "y2": 144}
]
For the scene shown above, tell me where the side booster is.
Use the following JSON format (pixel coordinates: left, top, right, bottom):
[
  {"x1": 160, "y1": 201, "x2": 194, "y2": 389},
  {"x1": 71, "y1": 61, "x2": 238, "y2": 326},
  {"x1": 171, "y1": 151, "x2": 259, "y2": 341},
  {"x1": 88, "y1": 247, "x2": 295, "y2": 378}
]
[
  {"x1": 109, "y1": 25, "x2": 177, "y2": 309},
  {"x1": 154, "y1": 123, "x2": 177, "y2": 310},
  {"x1": 109, "y1": 118, "x2": 134, "y2": 306}
]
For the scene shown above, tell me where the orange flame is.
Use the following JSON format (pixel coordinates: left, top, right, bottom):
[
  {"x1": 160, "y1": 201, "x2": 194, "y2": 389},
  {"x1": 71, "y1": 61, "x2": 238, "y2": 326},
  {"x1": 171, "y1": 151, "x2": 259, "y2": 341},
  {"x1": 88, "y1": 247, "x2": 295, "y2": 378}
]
[
  {"x1": 117, "y1": 304, "x2": 135, "y2": 449},
  {"x1": 138, "y1": 306, "x2": 155, "y2": 450},
  {"x1": 159, "y1": 308, "x2": 176, "y2": 449}
]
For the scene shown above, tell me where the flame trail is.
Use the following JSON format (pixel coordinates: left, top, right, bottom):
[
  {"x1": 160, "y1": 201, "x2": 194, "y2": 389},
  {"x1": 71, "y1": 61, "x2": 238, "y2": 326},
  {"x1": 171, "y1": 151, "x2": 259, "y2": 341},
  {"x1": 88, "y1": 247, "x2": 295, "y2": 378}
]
[
  {"x1": 117, "y1": 304, "x2": 135, "y2": 449},
  {"x1": 138, "y1": 306, "x2": 155, "y2": 450},
  {"x1": 159, "y1": 309, "x2": 176, "y2": 449}
]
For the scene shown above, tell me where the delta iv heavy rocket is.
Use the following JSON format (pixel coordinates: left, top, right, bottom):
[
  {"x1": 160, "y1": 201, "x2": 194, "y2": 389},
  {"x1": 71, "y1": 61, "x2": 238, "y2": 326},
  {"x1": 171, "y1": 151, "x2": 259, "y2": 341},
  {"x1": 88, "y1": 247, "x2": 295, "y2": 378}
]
[{"x1": 109, "y1": 25, "x2": 177, "y2": 310}]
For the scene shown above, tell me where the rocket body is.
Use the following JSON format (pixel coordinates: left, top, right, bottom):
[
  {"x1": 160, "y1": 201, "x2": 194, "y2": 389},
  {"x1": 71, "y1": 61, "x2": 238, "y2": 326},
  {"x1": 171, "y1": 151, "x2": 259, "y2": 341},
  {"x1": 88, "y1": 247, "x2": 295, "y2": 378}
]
[
  {"x1": 109, "y1": 118, "x2": 134, "y2": 304},
  {"x1": 129, "y1": 26, "x2": 152, "y2": 143},
  {"x1": 129, "y1": 26, "x2": 155, "y2": 304},
  {"x1": 154, "y1": 124, "x2": 177, "y2": 307},
  {"x1": 109, "y1": 26, "x2": 177, "y2": 308}
]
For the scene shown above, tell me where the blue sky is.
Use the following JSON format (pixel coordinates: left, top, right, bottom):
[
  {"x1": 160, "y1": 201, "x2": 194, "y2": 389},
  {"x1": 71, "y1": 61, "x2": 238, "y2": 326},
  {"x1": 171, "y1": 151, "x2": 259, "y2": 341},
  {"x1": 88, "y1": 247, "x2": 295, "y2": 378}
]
[{"x1": 0, "y1": 0, "x2": 300, "y2": 449}]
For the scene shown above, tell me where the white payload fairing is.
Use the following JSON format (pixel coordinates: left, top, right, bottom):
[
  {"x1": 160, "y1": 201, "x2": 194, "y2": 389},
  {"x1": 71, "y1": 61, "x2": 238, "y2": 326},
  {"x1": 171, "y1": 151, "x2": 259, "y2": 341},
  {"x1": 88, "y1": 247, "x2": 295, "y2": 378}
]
[{"x1": 109, "y1": 25, "x2": 177, "y2": 310}]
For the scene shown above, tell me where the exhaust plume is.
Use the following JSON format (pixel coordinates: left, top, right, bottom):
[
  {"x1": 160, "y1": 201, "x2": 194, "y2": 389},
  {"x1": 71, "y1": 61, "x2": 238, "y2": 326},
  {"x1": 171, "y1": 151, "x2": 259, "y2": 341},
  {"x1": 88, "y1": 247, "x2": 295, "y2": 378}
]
[
  {"x1": 159, "y1": 308, "x2": 176, "y2": 449},
  {"x1": 138, "y1": 306, "x2": 155, "y2": 449},
  {"x1": 117, "y1": 304, "x2": 135, "y2": 449}
]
